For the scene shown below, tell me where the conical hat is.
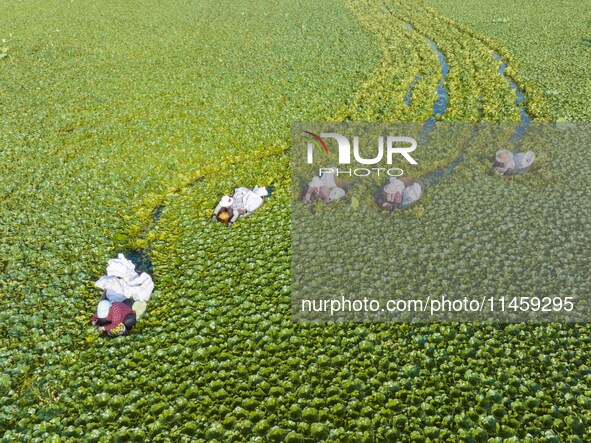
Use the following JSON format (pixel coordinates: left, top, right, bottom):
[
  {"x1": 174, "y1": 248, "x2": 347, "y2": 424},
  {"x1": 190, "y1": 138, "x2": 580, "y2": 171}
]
[
  {"x1": 384, "y1": 178, "x2": 405, "y2": 194},
  {"x1": 97, "y1": 300, "x2": 112, "y2": 319},
  {"x1": 220, "y1": 195, "x2": 233, "y2": 208}
]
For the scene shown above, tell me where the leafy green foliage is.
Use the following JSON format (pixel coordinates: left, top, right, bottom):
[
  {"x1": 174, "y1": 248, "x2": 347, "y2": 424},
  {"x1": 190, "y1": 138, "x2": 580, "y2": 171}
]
[
  {"x1": 0, "y1": 0, "x2": 589, "y2": 441},
  {"x1": 426, "y1": 0, "x2": 591, "y2": 121}
]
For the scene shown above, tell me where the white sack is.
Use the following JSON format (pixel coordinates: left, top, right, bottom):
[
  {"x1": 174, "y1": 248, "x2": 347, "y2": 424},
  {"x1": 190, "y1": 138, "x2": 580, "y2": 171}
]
[
  {"x1": 97, "y1": 254, "x2": 154, "y2": 302},
  {"x1": 106, "y1": 253, "x2": 137, "y2": 280},
  {"x1": 329, "y1": 187, "x2": 346, "y2": 201},
  {"x1": 514, "y1": 151, "x2": 535, "y2": 172},
  {"x1": 95, "y1": 275, "x2": 127, "y2": 297},
  {"x1": 252, "y1": 185, "x2": 268, "y2": 198},
  {"x1": 234, "y1": 187, "x2": 264, "y2": 214},
  {"x1": 402, "y1": 183, "x2": 422, "y2": 207},
  {"x1": 124, "y1": 272, "x2": 154, "y2": 302}
]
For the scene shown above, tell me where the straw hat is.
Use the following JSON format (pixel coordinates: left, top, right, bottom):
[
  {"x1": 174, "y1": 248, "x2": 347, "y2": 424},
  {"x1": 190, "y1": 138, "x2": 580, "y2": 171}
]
[
  {"x1": 220, "y1": 195, "x2": 233, "y2": 208},
  {"x1": 97, "y1": 300, "x2": 111, "y2": 319},
  {"x1": 495, "y1": 149, "x2": 514, "y2": 164},
  {"x1": 384, "y1": 178, "x2": 405, "y2": 194},
  {"x1": 309, "y1": 176, "x2": 323, "y2": 188}
]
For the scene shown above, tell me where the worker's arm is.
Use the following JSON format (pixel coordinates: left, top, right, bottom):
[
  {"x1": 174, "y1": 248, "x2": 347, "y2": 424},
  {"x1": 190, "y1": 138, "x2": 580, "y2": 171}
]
[
  {"x1": 227, "y1": 210, "x2": 240, "y2": 227},
  {"x1": 90, "y1": 312, "x2": 98, "y2": 325},
  {"x1": 210, "y1": 203, "x2": 223, "y2": 222},
  {"x1": 227, "y1": 207, "x2": 239, "y2": 227},
  {"x1": 303, "y1": 186, "x2": 314, "y2": 204}
]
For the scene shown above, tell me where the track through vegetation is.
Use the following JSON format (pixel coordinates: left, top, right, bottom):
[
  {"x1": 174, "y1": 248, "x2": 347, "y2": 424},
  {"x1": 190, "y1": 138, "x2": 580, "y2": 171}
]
[{"x1": 1, "y1": 0, "x2": 590, "y2": 441}]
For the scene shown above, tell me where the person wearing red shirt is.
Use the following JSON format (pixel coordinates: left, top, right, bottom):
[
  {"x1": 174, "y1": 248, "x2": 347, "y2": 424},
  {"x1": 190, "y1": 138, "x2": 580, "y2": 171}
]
[{"x1": 91, "y1": 300, "x2": 136, "y2": 337}]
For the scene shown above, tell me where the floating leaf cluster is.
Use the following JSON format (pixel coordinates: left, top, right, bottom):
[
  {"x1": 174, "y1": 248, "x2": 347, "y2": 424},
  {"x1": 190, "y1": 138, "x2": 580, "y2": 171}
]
[
  {"x1": 0, "y1": 0, "x2": 589, "y2": 441},
  {"x1": 426, "y1": 0, "x2": 590, "y2": 121}
]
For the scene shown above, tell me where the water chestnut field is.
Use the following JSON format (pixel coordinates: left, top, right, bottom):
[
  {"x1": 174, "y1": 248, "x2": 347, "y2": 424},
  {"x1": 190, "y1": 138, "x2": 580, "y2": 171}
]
[{"x1": 1, "y1": 0, "x2": 590, "y2": 441}]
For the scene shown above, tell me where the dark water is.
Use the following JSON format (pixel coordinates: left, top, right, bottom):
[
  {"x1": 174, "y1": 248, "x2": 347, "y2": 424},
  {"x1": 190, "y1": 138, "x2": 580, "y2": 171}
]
[
  {"x1": 117, "y1": 176, "x2": 206, "y2": 276},
  {"x1": 404, "y1": 23, "x2": 450, "y2": 145},
  {"x1": 380, "y1": 25, "x2": 533, "y2": 203},
  {"x1": 401, "y1": 25, "x2": 533, "y2": 192},
  {"x1": 404, "y1": 23, "x2": 449, "y2": 120},
  {"x1": 387, "y1": 23, "x2": 461, "y2": 195},
  {"x1": 125, "y1": 249, "x2": 154, "y2": 275},
  {"x1": 401, "y1": 23, "x2": 458, "y2": 190},
  {"x1": 426, "y1": 37, "x2": 450, "y2": 118},
  {"x1": 492, "y1": 52, "x2": 531, "y2": 124}
]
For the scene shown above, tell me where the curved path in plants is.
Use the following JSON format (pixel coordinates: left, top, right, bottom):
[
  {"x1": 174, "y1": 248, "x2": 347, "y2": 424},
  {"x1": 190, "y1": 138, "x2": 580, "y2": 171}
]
[
  {"x1": 125, "y1": 148, "x2": 289, "y2": 277},
  {"x1": 405, "y1": 23, "x2": 450, "y2": 144},
  {"x1": 393, "y1": 2, "x2": 536, "y2": 191},
  {"x1": 401, "y1": 22, "x2": 468, "y2": 191},
  {"x1": 492, "y1": 51, "x2": 532, "y2": 149},
  {"x1": 493, "y1": 52, "x2": 531, "y2": 125},
  {"x1": 402, "y1": 21, "x2": 471, "y2": 192},
  {"x1": 127, "y1": 0, "x2": 538, "y2": 261},
  {"x1": 404, "y1": 23, "x2": 449, "y2": 121}
]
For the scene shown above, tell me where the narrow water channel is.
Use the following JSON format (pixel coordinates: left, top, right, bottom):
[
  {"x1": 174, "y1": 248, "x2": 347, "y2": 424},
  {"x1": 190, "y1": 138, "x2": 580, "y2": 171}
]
[{"x1": 492, "y1": 52, "x2": 532, "y2": 149}]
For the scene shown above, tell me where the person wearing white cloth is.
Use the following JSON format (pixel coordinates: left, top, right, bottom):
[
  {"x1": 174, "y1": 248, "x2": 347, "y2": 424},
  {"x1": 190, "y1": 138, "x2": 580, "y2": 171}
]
[
  {"x1": 493, "y1": 149, "x2": 516, "y2": 176},
  {"x1": 378, "y1": 178, "x2": 406, "y2": 211},
  {"x1": 303, "y1": 176, "x2": 328, "y2": 204},
  {"x1": 320, "y1": 171, "x2": 337, "y2": 189},
  {"x1": 211, "y1": 186, "x2": 269, "y2": 227}
]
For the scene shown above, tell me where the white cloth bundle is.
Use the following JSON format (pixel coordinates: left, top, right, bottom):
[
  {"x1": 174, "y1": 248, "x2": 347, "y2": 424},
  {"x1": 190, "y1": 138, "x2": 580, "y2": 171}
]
[
  {"x1": 252, "y1": 185, "x2": 268, "y2": 198},
  {"x1": 106, "y1": 253, "x2": 136, "y2": 280},
  {"x1": 514, "y1": 151, "x2": 535, "y2": 172},
  {"x1": 402, "y1": 182, "x2": 423, "y2": 207},
  {"x1": 233, "y1": 187, "x2": 266, "y2": 214},
  {"x1": 329, "y1": 187, "x2": 346, "y2": 201},
  {"x1": 95, "y1": 254, "x2": 154, "y2": 302}
]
